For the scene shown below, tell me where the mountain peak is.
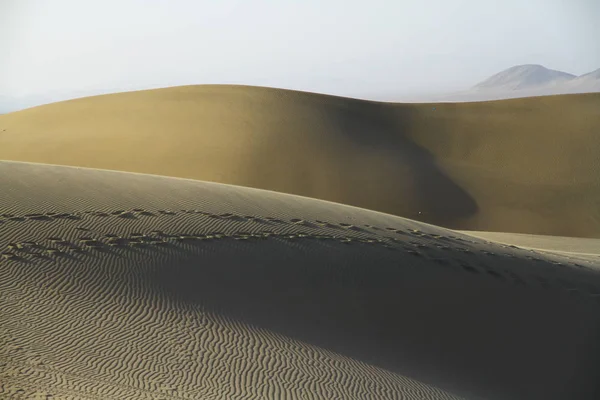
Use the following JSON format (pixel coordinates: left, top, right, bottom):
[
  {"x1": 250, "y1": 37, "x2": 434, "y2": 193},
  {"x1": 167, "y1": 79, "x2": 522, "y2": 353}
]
[
  {"x1": 473, "y1": 64, "x2": 576, "y2": 91},
  {"x1": 507, "y1": 64, "x2": 547, "y2": 71}
]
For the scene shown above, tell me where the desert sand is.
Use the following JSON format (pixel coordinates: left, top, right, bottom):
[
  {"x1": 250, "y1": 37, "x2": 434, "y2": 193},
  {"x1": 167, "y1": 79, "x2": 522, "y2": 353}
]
[
  {"x1": 1, "y1": 161, "x2": 600, "y2": 400},
  {"x1": 460, "y1": 231, "x2": 600, "y2": 258},
  {"x1": 1, "y1": 86, "x2": 600, "y2": 399},
  {"x1": 0, "y1": 86, "x2": 599, "y2": 238}
]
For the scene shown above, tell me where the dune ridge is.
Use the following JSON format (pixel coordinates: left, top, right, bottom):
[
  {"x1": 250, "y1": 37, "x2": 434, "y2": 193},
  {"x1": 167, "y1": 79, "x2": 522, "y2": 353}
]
[
  {"x1": 0, "y1": 85, "x2": 599, "y2": 238},
  {"x1": 459, "y1": 231, "x2": 600, "y2": 258},
  {"x1": 1, "y1": 161, "x2": 600, "y2": 399}
]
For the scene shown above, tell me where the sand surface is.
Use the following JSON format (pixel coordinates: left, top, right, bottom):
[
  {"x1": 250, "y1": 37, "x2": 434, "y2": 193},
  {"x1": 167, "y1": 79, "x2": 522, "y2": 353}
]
[
  {"x1": 460, "y1": 231, "x2": 600, "y2": 258},
  {"x1": 1, "y1": 161, "x2": 600, "y2": 399},
  {"x1": 0, "y1": 86, "x2": 599, "y2": 238}
]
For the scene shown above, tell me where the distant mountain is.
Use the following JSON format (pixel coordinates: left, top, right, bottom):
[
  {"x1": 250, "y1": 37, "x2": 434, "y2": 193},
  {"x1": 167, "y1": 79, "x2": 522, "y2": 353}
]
[
  {"x1": 1, "y1": 64, "x2": 599, "y2": 113},
  {"x1": 473, "y1": 64, "x2": 576, "y2": 91},
  {"x1": 426, "y1": 65, "x2": 600, "y2": 102},
  {"x1": 561, "y1": 68, "x2": 600, "y2": 93}
]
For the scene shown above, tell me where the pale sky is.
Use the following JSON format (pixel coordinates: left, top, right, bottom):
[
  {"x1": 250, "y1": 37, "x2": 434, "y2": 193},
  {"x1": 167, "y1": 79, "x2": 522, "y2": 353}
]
[{"x1": 1, "y1": 0, "x2": 599, "y2": 110}]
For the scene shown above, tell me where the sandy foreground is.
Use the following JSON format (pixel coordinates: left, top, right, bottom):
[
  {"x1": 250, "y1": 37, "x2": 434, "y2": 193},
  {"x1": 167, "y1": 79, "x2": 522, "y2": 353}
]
[
  {"x1": 0, "y1": 85, "x2": 599, "y2": 238},
  {"x1": 1, "y1": 161, "x2": 599, "y2": 400}
]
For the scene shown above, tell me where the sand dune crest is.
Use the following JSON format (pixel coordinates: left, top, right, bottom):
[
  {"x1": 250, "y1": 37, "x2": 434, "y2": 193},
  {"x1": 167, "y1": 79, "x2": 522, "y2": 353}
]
[{"x1": 0, "y1": 86, "x2": 598, "y2": 237}]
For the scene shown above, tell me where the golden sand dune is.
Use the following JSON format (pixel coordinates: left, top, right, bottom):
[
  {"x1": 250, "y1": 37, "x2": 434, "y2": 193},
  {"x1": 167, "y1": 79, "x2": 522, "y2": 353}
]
[
  {"x1": 1, "y1": 161, "x2": 599, "y2": 399},
  {"x1": 0, "y1": 86, "x2": 598, "y2": 237}
]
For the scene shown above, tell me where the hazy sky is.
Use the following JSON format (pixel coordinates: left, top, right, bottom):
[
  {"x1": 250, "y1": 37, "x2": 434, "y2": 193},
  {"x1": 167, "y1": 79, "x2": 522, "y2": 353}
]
[{"x1": 1, "y1": 0, "x2": 599, "y2": 107}]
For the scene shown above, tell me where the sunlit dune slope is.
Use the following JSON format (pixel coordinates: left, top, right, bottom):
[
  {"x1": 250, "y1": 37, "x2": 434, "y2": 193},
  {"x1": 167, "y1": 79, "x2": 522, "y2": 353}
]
[
  {"x1": 0, "y1": 86, "x2": 598, "y2": 237},
  {"x1": 460, "y1": 231, "x2": 600, "y2": 259},
  {"x1": 1, "y1": 161, "x2": 600, "y2": 399}
]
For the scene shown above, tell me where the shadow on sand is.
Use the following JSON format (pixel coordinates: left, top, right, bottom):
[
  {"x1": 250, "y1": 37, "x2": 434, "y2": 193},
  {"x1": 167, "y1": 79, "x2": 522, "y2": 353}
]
[{"x1": 147, "y1": 239, "x2": 600, "y2": 400}]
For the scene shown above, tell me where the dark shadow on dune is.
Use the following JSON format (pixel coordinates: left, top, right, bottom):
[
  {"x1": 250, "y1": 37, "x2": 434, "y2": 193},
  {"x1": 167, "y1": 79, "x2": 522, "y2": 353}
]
[
  {"x1": 332, "y1": 100, "x2": 479, "y2": 227},
  {"x1": 238, "y1": 95, "x2": 478, "y2": 229},
  {"x1": 144, "y1": 240, "x2": 600, "y2": 400}
]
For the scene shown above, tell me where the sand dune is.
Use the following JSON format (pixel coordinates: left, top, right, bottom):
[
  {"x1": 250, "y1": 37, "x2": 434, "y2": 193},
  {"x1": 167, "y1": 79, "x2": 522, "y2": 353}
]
[
  {"x1": 0, "y1": 85, "x2": 598, "y2": 238},
  {"x1": 1, "y1": 161, "x2": 600, "y2": 399},
  {"x1": 460, "y1": 231, "x2": 600, "y2": 258}
]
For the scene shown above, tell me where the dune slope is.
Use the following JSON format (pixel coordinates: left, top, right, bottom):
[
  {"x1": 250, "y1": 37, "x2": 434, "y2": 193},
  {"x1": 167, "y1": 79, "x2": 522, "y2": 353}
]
[
  {"x1": 0, "y1": 86, "x2": 598, "y2": 237},
  {"x1": 459, "y1": 231, "x2": 600, "y2": 257},
  {"x1": 1, "y1": 161, "x2": 600, "y2": 399}
]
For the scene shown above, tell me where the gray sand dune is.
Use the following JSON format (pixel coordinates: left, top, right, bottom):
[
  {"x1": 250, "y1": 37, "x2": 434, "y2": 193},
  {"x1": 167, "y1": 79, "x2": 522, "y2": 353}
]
[
  {"x1": 1, "y1": 161, "x2": 600, "y2": 399},
  {"x1": 460, "y1": 231, "x2": 600, "y2": 259}
]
